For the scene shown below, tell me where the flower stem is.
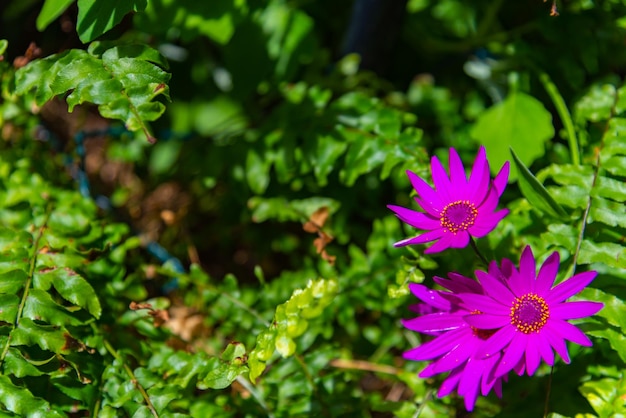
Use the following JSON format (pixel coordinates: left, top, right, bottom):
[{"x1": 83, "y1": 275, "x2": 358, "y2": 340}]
[
  {"x1": 470, "y1": 238, "x2": 489, "y2": 267},
  {"x1": 543, "y1": 366, "x2": 554, "y2": 417}
]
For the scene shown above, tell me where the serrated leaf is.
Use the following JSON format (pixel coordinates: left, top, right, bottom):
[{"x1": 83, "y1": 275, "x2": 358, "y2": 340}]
[
  {"x1": 578, "y1": 240, "x2": 626, "y2": 269},
  {"x1": 471, "y1": 92, "x2": 554, "y2": 181},
  {"x1": 15, "y1": 47, "x2": 170, "y2": 137},
  {"x1": 0, "y1": 294, "x2": 19, "y2": 323},
  {"x1": 76, "y1": 0, "x2": 148, "y2": 43},
  {"x1": 510, "y1": 148, "x2": 567, "y2": 218},
  {"x1": 4, "y1": 348, "x2": 45, "y2": 378},
  {"x1": 0, "y1": 270, "x2": 28, "y2": 294},
  {"x1": 11, "y1": 318, "x2": 75, "y2": 354},
  {"x1": 23, "y1": 289, "x2": 87, "y2": 326},
  {"x1": 0, "y1": 375, "x2": 65, "y2": 418},
  {"x1": 35, "y1": 267, "x2": 101, "y2": 318},
  {"x1": 36, "y1": 0, "x2": 75, "y2": 31}
]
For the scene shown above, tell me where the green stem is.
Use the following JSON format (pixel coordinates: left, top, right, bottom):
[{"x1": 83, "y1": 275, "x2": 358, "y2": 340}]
[
  {"x1": 470, "y1": 238, "x2": 489, "y2": 267},
  {"x1": 543, "y1": 366, "x2": 554, "y2": 418},
  {"x1": 538, "y1": 72, "x2": 580, "y2": 166},
  {"x1": 0, "y1": 211, "x2": 50, "y2": 369},
  {"x1": 103, "y1": 338, "x2": 159, "y2": 418}
]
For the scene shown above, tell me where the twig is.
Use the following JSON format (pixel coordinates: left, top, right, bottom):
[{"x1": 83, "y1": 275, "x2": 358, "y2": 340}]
[
  {"x1": 329, "y1": 358, "x2": 401, "y2": 375},
  {"x1": 102, "y1": 338, "x2": 159, "y2": 418}
]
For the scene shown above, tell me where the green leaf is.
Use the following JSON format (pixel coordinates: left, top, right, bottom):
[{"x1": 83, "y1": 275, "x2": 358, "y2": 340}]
[
  {"x1": 0, "y1": 39, "x2": 7, "y2": 56},
  {"x1": 11, "y1": 318, "x2": 76, "y2": 354},
  {"x1": 246, "y1": 150, "x2": 270, "y2": 195},
  {"x1": 23, "y1": 289, "x2": 88, "y2": 326},
  {"x1": 579, "y1": 375, "x2": 626, "y2": 417},
  {"x1": 4, "y1": 348, "x2": 46, "y2": 378},
  {"x1": 471, "y1": 92, "x2": 554, "y2": 181},
  {"x1": 313, "y1": 134, "x2": 347, "y2": 186},
  {"x1": 15, "y1": 47, "x2": 170, "y2": 137},
  {"x1": 510, "y1": 148, "x2": 567, "y2": 218},
  {"x1": 579, "y1": 240, "x2": 626, "y2": 269},
  {"x1": 0, "y1": 375, "x2": 64, "y2": 418},
  {"x1": 0, "y1": 294, "x2": 19, "y2": 323},
  {"x1": 36, "y1": 0, "x2": 75, "y2": 31},
  {"x1": 35, "y1": 267, "x2": 102, "y2": 318},
  {"x1": 0, "y1": 270, "x2": 28, "y2": 294},
  {"x1": 76, "y1": 0, "x2": 148, "y2": 43}
]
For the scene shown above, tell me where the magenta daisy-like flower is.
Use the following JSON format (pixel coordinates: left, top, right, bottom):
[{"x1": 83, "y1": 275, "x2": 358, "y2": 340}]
[
  {"x1": 402, "y1": 276, "x2": 506, "y2": 411},
  {"x1": 461, "y1": 246, "x2": 603, "y2": 377},
  {"x1": 388, "y1": 146, "x2": 509, "y2": 253}
]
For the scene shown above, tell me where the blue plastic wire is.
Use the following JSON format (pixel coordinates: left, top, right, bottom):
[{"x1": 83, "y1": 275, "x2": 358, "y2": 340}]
[{"x1": 62, "y1": 125, "x2": 187, "y2": 292}]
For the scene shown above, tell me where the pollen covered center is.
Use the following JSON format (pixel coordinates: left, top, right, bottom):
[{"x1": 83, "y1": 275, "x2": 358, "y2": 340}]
[
  {"x1": 510, "y1": 293, "x2": 550, "y2": 334},
  {"x1": 440, "y1": 200, "x2": 478, "y2": 233}
]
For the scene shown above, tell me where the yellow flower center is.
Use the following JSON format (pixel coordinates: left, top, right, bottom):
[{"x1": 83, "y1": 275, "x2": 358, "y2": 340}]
[
  {"x1": 510, "y1": 293, "x2": 550, "y2": 334},
  {"x1": 440, "y1": 200, "x2": 478, "y2": 234}
]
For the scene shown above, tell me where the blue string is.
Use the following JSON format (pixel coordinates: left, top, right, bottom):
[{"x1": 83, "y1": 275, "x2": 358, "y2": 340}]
[{"x1": 65, "y1": 126, "x2": 188, "y2": 293}]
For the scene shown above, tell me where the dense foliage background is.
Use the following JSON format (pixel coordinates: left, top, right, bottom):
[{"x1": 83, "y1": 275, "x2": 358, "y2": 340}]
[{"x1": 0, "y1": 0, "x2": 625, "y2": 416}]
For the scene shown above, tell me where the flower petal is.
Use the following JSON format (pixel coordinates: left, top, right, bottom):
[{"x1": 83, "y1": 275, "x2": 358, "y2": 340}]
[
  {"x1": 408, "y1": 283, "x2": 451, "y2": 310},
  {"x1": 448, "y1": 147, "x2": 468, "y2": 188},
  {"x1": 464, "y1": 313, "x2": 511, "y2": 329},
  {"x1": 423, "y1": 232, "x2": 454, "y2": 254},
  {"x1": 402, "y1": 312, "x2": 465, "y2": 333},
  {"x1": 543, "y1": 326, "x2": 570, "y2": 364},
  {"x1": 403, "y1": 328, "x2": 465, "y2": 361},
  {"x1": 448, "y1": 231, "x2": 470, "y2": 248},
  {"x1": 519, "y1": 246, "x2": 537, "y2": 284},
  {"x1": 495, "y1": 333, "x2": 526, "y2": 376},
  {"x1": 387, "y1": 205, "x2": 440, "y2": 230},
  {"x1": 468, "y1": 146, "x2": 490, "y2": 202},
  {"x1": 458, "y1": 358, "x2": 483, "y2": 412},
  {"x1": 493, "y1": 161, "x2": 510, "y2": 197},
  {"x1": 438, "y1": 368, "x2": 462, "y2": 398},
  {"x1": 435, "y1": 273, "x2": 483, "y2": 294},
  {"x1": 476, "y1": 325, "x2": 515, "y2": 358},
  {"x1": 430, "y1": 338, "x2": 477, "y2": 374},
  {"x1": 475, "y1": 270, "x2": 516, "y2": 305},
  {"x1": 547, "y1": 271, "x2": 598, "y2": 303},
  {"x1": 535, "y1": 251, "x2": 560, "y2": 295},
  {"x1": 551, "y1": 301, "x2": 604, "y2": 320},
  {"x1": 459, "y1": 293, "x2": 509, "y2": 314},
  {"x1": 468, "y1": 209, "x2": 508, "y2": 237},
  {"x1": 536, "y1": 332, "x2": 554, "y2": 366},
  {"x1": 548, "y1": 319, "x2": 593, "y2": 347},
  {"x1": 394, "y1": 229, "x2": 443, "y2": 247},
  {"x1": 430, "y1": 155, "x2": 453, "y2": 201},
  {"x1": 524, "y1": 333, "x2": 541, "y2": 376},
  {"x1": 406, "y1": 170, "x2": 443, "y2": 215}
]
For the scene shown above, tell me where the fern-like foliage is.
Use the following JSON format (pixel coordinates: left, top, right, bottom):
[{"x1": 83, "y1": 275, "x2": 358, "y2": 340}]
[
  {"x1": 511, "y1": 83, "x2": 626, "y2": 417},
  {"x1": 15, "y1": 43, "x2": 170, "y2": 142}
]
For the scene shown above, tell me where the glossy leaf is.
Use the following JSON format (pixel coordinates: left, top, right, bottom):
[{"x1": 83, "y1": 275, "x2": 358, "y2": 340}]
[{"x1": 511, "y1": 148, "x2": 568, "y2": 218}]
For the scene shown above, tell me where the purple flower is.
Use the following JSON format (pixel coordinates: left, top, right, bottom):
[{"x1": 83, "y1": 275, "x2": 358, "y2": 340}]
[
  {"x1": 388, "y1": 146, "x2": 509, "y2": 253},
  {"x1": 461, "y1": 246, "x2": 604, "y2": 377},
  {"x1": 402, "y1": 276, "x2": 506, "y2": 411}
]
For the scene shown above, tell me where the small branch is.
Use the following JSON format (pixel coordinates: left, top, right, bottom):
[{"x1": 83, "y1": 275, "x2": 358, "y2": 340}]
[
  {"x1": 329, "y1": 358, "x2": 401, "y2": 375},
  {"x1": 235, "y1": 376, "x2": 275, "y2": 418},
  {"x1": 0, "y1": 210, "x2": 50, "y2": 368},
  {"x1": 570, "y1": 88, "x2": 618, "y2": 275},
  {"x1": 470, "y1": 237, "x2": 489, "y2": 267},
  {"x1": 102, "y1": 338, "x2": 159, "y2": 418}
]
